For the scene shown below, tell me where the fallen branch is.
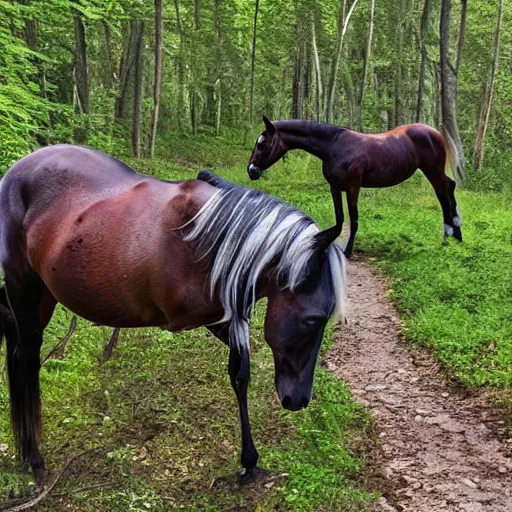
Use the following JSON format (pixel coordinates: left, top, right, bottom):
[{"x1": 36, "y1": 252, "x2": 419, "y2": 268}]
[{"x1": 0, "y1": 448, "x2": 99, "y2": 512}]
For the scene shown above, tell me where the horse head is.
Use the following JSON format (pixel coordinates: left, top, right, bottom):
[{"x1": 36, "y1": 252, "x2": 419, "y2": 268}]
[
  {"x1": 263, "y1": 224, "x2": 345, "y2": 410},
  {"x1": 247, "y1": 116, "x2": 287, "y2": 180}
]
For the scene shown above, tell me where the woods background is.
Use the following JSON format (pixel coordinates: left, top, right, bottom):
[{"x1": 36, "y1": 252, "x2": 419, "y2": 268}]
[{"x1": 0, "y1": 0, "x2": 510, "y2": 188}]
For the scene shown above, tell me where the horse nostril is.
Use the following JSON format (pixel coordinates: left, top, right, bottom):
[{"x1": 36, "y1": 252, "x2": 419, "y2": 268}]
[{"x1": 282, "y1": 395, "x2": 292, "y2": 409}]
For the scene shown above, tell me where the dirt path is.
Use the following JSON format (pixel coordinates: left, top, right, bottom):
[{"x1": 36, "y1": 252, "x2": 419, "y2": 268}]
[{"x1": 324, "y1": 259, "x2": 512, "y2": 512}]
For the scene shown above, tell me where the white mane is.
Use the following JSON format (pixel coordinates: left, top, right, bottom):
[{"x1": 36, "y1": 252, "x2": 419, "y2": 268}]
[{"x1": 182, "y1": 186, "x2": 346, "y2": 351}]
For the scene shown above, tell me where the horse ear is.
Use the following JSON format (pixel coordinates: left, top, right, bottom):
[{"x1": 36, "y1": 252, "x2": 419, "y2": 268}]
[
  {"x1": 262, "y1": 115, "x2": 276, "y2": 135},
  {"x1": 314, "y1": 225, "x2": 342, "y2": 254}
]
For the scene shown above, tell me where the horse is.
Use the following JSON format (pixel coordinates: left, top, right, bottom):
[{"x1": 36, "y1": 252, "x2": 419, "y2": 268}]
[
  {"x1": 0, "y1": 145, "x2": 346, "y2": 488},
  {"x1": 247, "y1": 117, "x2": 465, "y2": 258}
]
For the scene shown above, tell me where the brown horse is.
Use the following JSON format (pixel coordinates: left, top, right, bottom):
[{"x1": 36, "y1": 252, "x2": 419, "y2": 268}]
[
  {"x1": 247, "y1": 117, "x2": 465, "y2": 258},
  {"x1": 0, "y1": 146, "x2": 346, "y2": 488}
]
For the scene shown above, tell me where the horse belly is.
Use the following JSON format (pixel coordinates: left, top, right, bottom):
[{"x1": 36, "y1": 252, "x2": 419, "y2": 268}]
[{"x1": 361, "y1": 140, "x2": 418, "y2": 188}]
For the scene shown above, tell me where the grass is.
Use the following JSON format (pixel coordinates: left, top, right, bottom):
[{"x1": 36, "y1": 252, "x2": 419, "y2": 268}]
[{"x1": 0, "y1": 135, "x2": 377, "y2": 511}]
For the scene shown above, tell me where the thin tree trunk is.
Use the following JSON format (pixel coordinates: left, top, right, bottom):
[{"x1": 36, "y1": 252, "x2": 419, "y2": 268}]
[
  {"x1": 214, "y1": 0, "x2": 222, "y2": 134},
  {"x1": 473, "y1": 0, "x2": 504, "y2": 170},
  {"x1": 416, "y1": 0, "x2": 432, "y2": 122},
  {"x1": 131, "y1": 21, "x2": 144, "y2": 157},
  {"x1": 116, "y1": 23, "x2": 136, "y2": 120},
  {"x1": 249, "y1": 0, "x2": 260, "y2": 124},
  {"x1": 311, "y1": 20, "x2": 322, "y2": 121},
  {"x1": 440, "y1": 0, "x2": 466, "y2": 171},
  {"x1": 216, "y1": 79, "x2": 222, "y2": 136},
  {"x1": 357, "y1": 0, "x2": 375, "y2": 130},
  {"x1": 102, "y1": 22, "x2": 113, "y2": 91},
  {"x1": 455, "y1": 0, "x2": 467, "y2": 74},
  {"x1": 194, "y1": 0, "x2": 200, "y2": 29},
  {"x1": 150, "y1": 0, "x2": 163, "y2": 158},
  {"x1": 394, "y1": 0, "x2": 404, "y2": 126},
  {"x1": 74, "y1": 11, "x2": 89, "y2": 114},
  {"x1": 190, "y1": 0, "x2": 200, "y2": 135},
  {"x1": 325, "y1": 0, "x2": 360, "y2": 123},
  {"x1": 173, "y1": 0, "x2": 185, "y2": 130}
]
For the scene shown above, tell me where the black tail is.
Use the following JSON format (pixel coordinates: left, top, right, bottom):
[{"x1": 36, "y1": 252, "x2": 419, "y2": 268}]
[
  {"x1": 0, "y1": 286, "x2": 43, "y2": 466},
  {"x1": 0, "y1": 287, "x2": 12, "y2": 350}
]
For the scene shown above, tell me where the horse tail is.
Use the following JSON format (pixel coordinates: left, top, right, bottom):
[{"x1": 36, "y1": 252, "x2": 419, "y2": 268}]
[
  {"x1": 441, "y1": 126, "x2": 466, "y2": 185},
  {"x1": 0, "y1": 286, "x2": 43, "y2": 464}
]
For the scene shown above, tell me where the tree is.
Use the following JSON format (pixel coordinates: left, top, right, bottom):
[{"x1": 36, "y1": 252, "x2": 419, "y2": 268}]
[
  {"x1": 74, "y1": 9, "x2": 89, "y2": 114},
  {"x1": 440, "y1": 0, "x2": 466, "y2": 172},
  {"x1": 473, "y1": 0, "x2": 504, "y2": 170},
  {"x1": 311, "y1": 19, "x2": 322, "y2": 121},
  {"x1": 149, "y1": 0, "x2": 163, "y2": 158},
  {"x1": 356, "y1": 0, "x2": 375, "y2": 130},
  {"x1": 249, "y1": 0, "x2": 260, "y2": 124},
  {"x1": 325, "y1": 0, "x2": 360, "y2": 123},
  {"x1": 131, "y1": 20, "x2": 144, "y2": 157},
  {"x1": 415, "y1": 0, "x2": 432, "y2": 122}
]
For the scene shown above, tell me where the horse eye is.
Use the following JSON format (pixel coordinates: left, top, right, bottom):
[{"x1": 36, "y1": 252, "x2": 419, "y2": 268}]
[{"x1": 257, "y1": 141, "x2": 265, "y2": 150}]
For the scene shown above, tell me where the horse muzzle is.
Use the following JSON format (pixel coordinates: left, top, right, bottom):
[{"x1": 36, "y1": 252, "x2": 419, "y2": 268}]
[
  {"x1": 276, "y1": 374, "x2": 312, "y2": 411},
  {"x1": 247, "y1": 164, "x2": 262, "y2": 181}
]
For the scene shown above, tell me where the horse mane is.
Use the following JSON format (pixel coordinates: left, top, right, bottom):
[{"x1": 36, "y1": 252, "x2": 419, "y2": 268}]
[{"x1": 182, "y1": 185, "x2": 346, "y2": 350}]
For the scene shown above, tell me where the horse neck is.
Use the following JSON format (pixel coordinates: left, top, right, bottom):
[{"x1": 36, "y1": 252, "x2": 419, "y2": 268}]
[{"x1": 274, "y1": 120, "x2": 342, "y2": 161}]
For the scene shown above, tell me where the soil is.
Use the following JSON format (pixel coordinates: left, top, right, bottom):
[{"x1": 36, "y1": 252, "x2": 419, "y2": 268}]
[{"x1": 324, "y1": 258, "x2": 512, "y2": 512}]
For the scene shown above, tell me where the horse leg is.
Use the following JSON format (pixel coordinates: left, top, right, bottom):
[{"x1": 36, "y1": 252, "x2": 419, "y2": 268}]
[
  {"x1": 3, "y1": 273, "x2": 53, "y2": 488},
  {"x1": 447, "y1": 178, "x2": 463, "y2": 242},
  {"x1": 344, "y1": 187, "x2": 361, "y2": 259},
  {"x1": 330, "y1": 187, "x2": 344, "y2": 233},
  {"x1": 423, "y1": 170, "x2": 461, "y2": 243},
  {"x1": 207, "y1": 324, "x2": 261, "y2": 483},
  {"x1": 228, "y1": 346, "x2": 261, "y2": 484}
]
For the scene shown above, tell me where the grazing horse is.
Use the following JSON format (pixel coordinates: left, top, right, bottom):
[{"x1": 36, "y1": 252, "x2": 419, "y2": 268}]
[
  {"x1": 0, "y1": 145, "x2": 346, "y2": 488},
  {"x1": 247, "y1": 117, "x2": 465, "y2": 258}
]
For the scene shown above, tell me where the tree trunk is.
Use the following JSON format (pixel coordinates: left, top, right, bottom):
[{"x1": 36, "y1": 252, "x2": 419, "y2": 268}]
[
  {"x1": 116, "y1": 23, "x2": 137, "y2": 120},
  {"x1": 190, "y1": 0, "x2": 201, "y2": 135},
  {"x1": 102, "y1": 22, "x2": 113, "y2": 91},
  {"x1": 311, "y1": 20, "x2": 322, "y2": 121},
  {"x1": 149, "y1": 0, "x2": 163, "y2": 158},
  {"x1": 415, "y1": 0, "x2": 432, "y2": 122},
  {"x1": 214, "y1": 0, "x2": 222, "y2": 134},
  {"x1": 455, "y1": 0, "x2": 467, "y2": 74},
  {"x1": 394, "y1": 0, "x2": 404, "y2": 127},
  {"x1": 440, "y1": 0, "x2": 466, "y2": 171},
  {"x1": 473, "y1": 0, "x2": 504, "y2": 170},
  {"x1": 173, "y1": 0, "x2": 185, "y2": 130},
  {"x1": 249, "y1": 0, "x2": 260, "y2": 124},
  {"x1": 357, "y1": 0, "x2": 375, "y2": 130},
  {"x1": 131, "y1": 21, "x2": 145, "y2": 157},
  {"x1": 74, "y1": 11, "x2": 89, "y2": 114},
  {"x1": 194, "y1": 0, "x2": 200, "y2": 30},
  {"x1": 325, "y1": 0, "x2": 360, "y2": 123}
]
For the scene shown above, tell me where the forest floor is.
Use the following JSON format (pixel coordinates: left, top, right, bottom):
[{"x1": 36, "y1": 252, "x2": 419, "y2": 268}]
[{"x1": 325, "y1": 258, "x2": 512, "y2": 512}]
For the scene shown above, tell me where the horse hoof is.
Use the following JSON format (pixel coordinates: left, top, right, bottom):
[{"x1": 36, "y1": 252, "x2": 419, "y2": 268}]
[
  {"x1": 238, "y1": 466, "x2": 269, "y2": 485},
  {"x1": 34, "y1": 468, "x2": 47, "y2": 491}
]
